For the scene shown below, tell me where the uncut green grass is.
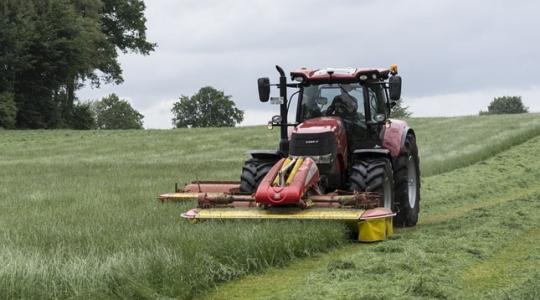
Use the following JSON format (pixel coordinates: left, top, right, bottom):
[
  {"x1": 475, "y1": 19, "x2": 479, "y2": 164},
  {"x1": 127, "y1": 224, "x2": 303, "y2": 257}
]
[{"x1": 0, "y1": 113, "x2": 539, "y2": 299}]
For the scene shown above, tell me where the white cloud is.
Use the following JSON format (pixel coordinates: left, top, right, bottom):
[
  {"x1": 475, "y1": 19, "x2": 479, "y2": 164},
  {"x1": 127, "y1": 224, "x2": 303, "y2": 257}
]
[{"x1": 139, "y1": 99, "x2": 176, "y2": 129}]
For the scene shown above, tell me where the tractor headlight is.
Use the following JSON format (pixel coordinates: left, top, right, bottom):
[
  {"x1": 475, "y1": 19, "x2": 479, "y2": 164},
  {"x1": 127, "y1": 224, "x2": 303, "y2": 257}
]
[{"x1": 293, "y1": 76, "x2": 305, "y2": 83}]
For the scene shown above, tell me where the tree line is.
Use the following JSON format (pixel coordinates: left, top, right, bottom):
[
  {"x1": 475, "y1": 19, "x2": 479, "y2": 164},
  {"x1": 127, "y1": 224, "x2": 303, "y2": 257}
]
[{"x1": 0, "y1": 0, "x2": 154, "y2": 129}]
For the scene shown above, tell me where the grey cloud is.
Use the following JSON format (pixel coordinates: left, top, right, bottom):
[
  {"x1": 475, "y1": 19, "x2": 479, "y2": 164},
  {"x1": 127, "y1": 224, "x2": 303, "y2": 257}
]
[{"x1": 79, "y1": 0, "x2": 540, "y2": 128}]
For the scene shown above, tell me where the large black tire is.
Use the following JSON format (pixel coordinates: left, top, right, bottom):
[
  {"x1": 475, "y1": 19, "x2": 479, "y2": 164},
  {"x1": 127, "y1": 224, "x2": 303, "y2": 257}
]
[
  {"x1": 239, "y1": 158, "x2": 275, "y2": 193},
  {"x1": 393, "y1": 133, "x2": 421, "y2": 227},
  {"x1": 349, "y1": 158, "x2": 394, "y2": 209}
]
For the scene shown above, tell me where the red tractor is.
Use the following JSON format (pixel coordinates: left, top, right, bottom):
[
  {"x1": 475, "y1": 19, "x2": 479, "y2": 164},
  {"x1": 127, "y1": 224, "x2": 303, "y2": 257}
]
[{"x1": 161, "y1": 65, "x2": 420, "y2": 241}]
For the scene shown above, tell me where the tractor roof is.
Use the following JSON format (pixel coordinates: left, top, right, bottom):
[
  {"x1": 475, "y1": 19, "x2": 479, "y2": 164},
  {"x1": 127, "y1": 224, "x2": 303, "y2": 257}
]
[{"x1": 290, "y1": 67, "x2": 391, "y2": 84}]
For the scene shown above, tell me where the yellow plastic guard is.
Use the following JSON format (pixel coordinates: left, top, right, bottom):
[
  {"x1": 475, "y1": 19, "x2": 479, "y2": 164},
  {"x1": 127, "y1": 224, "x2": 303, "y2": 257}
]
[
  {"x1": 286, "y1": 158, "x2": 304, "y2": 185},
  {"x1": 386, "y1": 217, "x2": 394, "y2": 236},
  {"x1": 358, "y1": 217, "x2": 393, "y2": 242}
]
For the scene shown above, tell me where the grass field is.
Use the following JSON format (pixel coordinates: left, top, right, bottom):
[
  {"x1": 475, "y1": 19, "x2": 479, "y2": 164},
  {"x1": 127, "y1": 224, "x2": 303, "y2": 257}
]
[{"x1": 1, "y1": 113, "x2": 539, "y2": 299}]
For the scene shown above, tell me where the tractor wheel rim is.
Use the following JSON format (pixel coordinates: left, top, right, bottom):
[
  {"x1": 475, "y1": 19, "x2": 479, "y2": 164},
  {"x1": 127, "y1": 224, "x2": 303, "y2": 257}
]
[
  {"x1": 407, "y1": 156, "x2": 417, "y2": 208},
  {"x1": 383, "y1": 173, "x2": 392, "y2": 209}
]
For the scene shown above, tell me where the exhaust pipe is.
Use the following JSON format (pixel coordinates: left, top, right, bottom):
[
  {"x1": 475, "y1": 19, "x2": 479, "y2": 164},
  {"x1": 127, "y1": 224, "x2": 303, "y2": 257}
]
[{"x1": 276, "y1": 65, "x2": 289, "y2": 155}]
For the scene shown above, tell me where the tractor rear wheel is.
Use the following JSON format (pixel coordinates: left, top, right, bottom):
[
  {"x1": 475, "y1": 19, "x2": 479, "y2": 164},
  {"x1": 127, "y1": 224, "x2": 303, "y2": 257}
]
[
  {"x1": 349, "y1": 158, "x2": 394, "y2": 209},
  {"x1": 393, "y1": 133, "x2": 420, "y2": 227},
  {"x1": 239, "y1": 158, "x2": 275, "y2": 194}
]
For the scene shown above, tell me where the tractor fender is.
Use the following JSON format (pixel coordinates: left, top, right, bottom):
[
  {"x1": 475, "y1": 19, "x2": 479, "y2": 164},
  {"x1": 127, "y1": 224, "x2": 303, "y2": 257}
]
[
  {"x1": 247, "y1": 150, "x2": 283, "y2": 161},
  {"x1": 352, "y1": 149, "x2": 391, "y2": 161},
  {"x1": 382, "y1": 119, "x2": 410, "y2": 158},
  {"x1": 400, "y1": 128, "x2": 416, "y2": 153}
]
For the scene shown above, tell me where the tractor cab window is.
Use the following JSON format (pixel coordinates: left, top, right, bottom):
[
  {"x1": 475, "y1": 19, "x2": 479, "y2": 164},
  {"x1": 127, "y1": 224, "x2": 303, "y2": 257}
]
[
  {"x1": 300, "y1": 84, "x2": 365, "y2": 123},
  {"x1": 367, "y1": 85, "x2": 388, "y2": 120}
]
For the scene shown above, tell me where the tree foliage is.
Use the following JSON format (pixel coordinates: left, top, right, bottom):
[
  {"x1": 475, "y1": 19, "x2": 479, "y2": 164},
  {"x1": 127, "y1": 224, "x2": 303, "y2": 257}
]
[
  {"x1": 172, "y1": 87, "x2": 244, "y2": 128},
  {"x1": 0, "y1": 92, "x2": 17, "y2": 129},
  {"x1": 0, "y1": 0, "x2": 154, "y2": 129},
  {"x1": 390, "y1": 101, "x2": 412, "y2": 119},
  {"x1": 95, "y1": 94, "x2": 144, "y2": 129},
  {"x1": 71, "y1": 101, "x2": 96, "y2": 130},
  {"x1": 480, "y1": 96, "x2": 528, "y2": 115}
]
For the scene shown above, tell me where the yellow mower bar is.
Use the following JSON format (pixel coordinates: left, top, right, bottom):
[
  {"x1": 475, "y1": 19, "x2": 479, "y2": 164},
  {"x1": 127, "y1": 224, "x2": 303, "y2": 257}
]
[
  {"x1": 181, "y1": 207, "x2": 367, "y2": 220},
  {"x1": 180, "y1": 206, "x2": 396, "y2": 242}
]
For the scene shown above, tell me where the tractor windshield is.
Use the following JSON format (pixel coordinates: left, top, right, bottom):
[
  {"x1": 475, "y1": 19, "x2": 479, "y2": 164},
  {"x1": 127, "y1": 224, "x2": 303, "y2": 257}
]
[
  {"x1": 300, "y1": 83, "x2": 365, "y2": 122},
  {"x1": 299, "y1": 83, "x2": 388, "y2": 125}
]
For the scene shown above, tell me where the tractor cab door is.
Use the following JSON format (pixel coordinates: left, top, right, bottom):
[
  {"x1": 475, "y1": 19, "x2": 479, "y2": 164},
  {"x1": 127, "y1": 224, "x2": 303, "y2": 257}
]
[
  {"x1": 357, "y1": 84, "x2": 388, "y2": 148},
  {"x1": 367, "y1": 84, "x2": 389, "y2": 122},
  {"x1": 346, "y1": 84, "x2": 388, "y2": 151}
]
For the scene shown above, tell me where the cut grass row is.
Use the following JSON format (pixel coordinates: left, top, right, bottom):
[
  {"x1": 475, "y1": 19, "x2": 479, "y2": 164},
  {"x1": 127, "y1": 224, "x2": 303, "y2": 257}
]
[
  {"x1": 207, "y1": 134, "x2": 540, "y2": 299},
  {"x1": 0, "y1": 113, "x2": 539, "y2": 299}
]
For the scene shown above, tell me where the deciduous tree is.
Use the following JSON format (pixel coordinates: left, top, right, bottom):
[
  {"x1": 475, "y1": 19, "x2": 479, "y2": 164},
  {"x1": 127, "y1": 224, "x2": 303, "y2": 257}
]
[
  {"x1": 390, "y1": 101, "x2": 412, "y2": 119},
  {"x1": 0, "y1": 0, "x2": 155, "y2": 129},
  {"x1": 480, "y1": 96, "x2": 528, "y2": 115},
  {"x1": 0, "y1": 93, "x2": 17, "y2": 129},
  {"x1": 172, "y1": 87, "x2": 244, "y2": 128},
  {"x1": 95, "y1": 93, "x2": 144, "y2": 129},
  {"x1": 71, "y1": 101, "x2": 97, "y2": 130}
]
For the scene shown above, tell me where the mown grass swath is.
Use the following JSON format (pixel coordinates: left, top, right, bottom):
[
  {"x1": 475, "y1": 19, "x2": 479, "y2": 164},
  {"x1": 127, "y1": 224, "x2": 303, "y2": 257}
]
[
  {"x1": 0, "y1": 113, "x2": 539, "y2": 299},
  {"x1": 256, "y1": 134, "x2": 540, "y2": 300}
]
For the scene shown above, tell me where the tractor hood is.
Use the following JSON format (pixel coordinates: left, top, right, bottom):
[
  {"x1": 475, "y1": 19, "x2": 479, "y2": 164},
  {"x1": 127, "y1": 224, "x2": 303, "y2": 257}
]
[
  {"x1": 292, "y1": 117, "x2": 344, "y2": 135},
  {"x1": 289, "y1": 117, "x2": 348, "y2": 161}
]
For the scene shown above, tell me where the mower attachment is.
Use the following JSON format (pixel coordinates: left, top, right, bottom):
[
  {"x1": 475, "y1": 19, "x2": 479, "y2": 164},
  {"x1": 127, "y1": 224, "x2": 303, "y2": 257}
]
[{"x1": 159, "y1": 157, "x2": 396, "y2": 242}]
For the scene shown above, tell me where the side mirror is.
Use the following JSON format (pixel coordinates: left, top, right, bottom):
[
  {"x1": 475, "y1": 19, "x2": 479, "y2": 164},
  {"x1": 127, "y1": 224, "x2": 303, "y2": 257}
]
[
  {"x1": 389, "y1": 75, "x2": 402, "y2": 101},
  {"x1": 257, "y1": 77, "x2": 270, "y2": 102}
]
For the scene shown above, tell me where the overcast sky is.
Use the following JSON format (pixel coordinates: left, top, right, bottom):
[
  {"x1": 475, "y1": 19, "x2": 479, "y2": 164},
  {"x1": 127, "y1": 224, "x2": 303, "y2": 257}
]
[{"x1": 79, "y1": 0, "x2": 540, "y2": 128}]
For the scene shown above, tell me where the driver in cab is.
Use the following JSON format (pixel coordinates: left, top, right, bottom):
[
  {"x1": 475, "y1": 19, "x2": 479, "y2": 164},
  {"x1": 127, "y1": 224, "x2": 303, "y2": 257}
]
[{"x1": 326, "y1": 85, "x2": 358, "y2": 121}]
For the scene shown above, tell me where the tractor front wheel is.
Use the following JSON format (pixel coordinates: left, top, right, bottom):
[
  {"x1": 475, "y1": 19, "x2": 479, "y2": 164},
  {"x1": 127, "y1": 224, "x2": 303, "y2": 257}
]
[
  {"x1": 239, "y1": 158, "x2": 275, "y2": 194},
  {"x1": 393, "y1": 133, "x2": 421, "y2": 227},
  {"x1": 349, "y1": 158, "x2": 394, "y2": 209}
]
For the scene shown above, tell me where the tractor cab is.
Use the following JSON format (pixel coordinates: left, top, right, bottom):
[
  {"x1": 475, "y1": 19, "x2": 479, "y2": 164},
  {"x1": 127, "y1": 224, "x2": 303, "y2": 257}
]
[{"x1": 258, "y1": 66, "x2": 402, "y2": 156}]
